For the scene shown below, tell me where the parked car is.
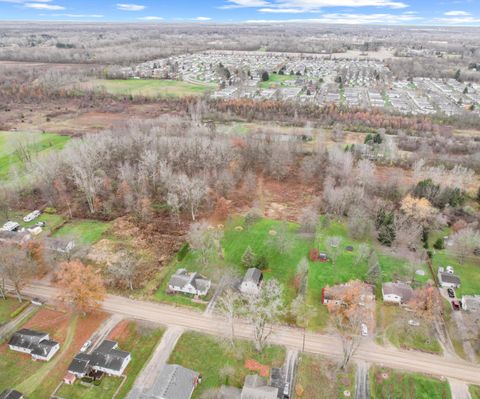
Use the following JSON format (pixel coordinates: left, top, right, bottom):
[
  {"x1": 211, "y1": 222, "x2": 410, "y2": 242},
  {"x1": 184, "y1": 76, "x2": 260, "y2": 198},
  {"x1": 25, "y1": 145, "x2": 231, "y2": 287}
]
[
  {"x1": 452, "y1": 300, "x2": 461, "y2": 311},
  {"x1": 361, "y1": 323, "x2": 368, "y2": 337},
  {"x1": 80, "y1": 340, "x2": 92, "y2": 353},
  {"x1": 408, "y1": 319, "x2": 420, "y2": 327},
  {"x1": 447, "y1": 288, "x2": 455, "y2": 298},
  {"x1": 283, "y1": 382, "x2": 290, "y2": 399},
  {"x1": 31, "y1": 297, "x2": 44, "y2": 306},
  {"x1": 1, "y1": 221, "x2": 20, "y2": 232},
  {"x1": 23, "y1": 210, "x2": 41, "y2": 223}
]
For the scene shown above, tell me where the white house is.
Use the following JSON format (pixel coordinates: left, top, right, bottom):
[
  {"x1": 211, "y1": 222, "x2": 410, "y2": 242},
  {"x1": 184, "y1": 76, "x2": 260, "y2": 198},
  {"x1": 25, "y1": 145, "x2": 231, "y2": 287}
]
[
  {"x1": 8, "y1": 329, "x2": 60, "y2": 362},
  {"x1": 438, "y1": 267, "x2": 461, "y2": 289},
  {"x1": 461, "y1": 295, "x2": 480, "y2": 312},
  {"x1": 168, "y1": 269, "x2": 211, "y2": 296},
  {"x1": 240, "y1": 268, "x2": 263, "y2": 295},
  {"x1": 382, "y1": 282, "x2": 413, "y2": 305}
]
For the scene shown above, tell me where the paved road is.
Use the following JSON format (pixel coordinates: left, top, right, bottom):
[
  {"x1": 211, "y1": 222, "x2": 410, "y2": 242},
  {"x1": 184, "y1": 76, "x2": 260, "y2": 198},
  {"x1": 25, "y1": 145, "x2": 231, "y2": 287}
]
[
  {"x1": 449, "y1": 378, "x2": 472, "y2": 399},
  {"x1": 15, "y1": 282, "x2": 480, "y2": 386},
  {"x1": 126, "y1": 326, "x2": 184, "y2": 399},
  {"x1": 89, "y1": 314, "x2": 123, "y2": 352},
  {"x1": 355, "y1": 361, "x2": 370, "y2": 399},
  {"x1": 0, "y1": 303, "x2": 37, "y2": 341}
]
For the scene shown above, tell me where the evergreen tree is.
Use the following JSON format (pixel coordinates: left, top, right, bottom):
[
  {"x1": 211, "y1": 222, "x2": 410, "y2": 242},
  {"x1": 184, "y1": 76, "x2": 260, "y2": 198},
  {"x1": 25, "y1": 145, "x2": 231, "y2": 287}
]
[{"x1": 241, "y1": 246, "x2": 256, "y2": 269}]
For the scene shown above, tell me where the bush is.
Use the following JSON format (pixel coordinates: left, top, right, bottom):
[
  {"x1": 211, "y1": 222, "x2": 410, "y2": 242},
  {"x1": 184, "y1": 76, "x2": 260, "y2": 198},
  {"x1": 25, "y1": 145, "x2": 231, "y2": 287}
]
[
  {"x1": 309, "y1": 248, "x2": 319, "y2": 261},
  {"x1": 255, "y1": 255, "x2": 269, "y2": 270},
  {"x1": 93, "y1": 379, "x2": 102, "y2": 386},
  {"x1": 43, "y1": 207, "x2": 57, "y2": 214},
  {"x1": 177, "y1": 243, "x2": 190, "y2": 261},
  {"x1": 433, "y1": 238, "x2": 444, "y2": 250},
  {"x1": 10, "y1": 301, "x2": 30, "y2": 318}
]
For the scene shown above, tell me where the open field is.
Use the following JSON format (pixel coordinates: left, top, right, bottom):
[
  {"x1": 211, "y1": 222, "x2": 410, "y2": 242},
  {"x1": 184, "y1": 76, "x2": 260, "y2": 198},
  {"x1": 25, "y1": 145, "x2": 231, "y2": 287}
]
[
  {"x1": 0, "y1": 131, "x2": 70, "y2": 183},
  {"x1": 79, "y1": 79, "x2": 216, "y2": 98},
  {"x1": 376, "y1": 304, "x2": 442, "y2": 354},
  {"x1": 154, "y1": 216, "x2": 429, "y2": 329},
  {"x1": 53, "y1": 219, "x2": 112, "y2": 246},
  {"x1": 259, "y1": 73, "x2": 297, "y2": 89},
  {"x1": 295, "y1": 354, "x2": 355, "y2": 399},
  {"x1": 370, "y1": 367, "x2": 451, "y2": 399},
  {"x1": 56, "y1": 320, "x2": 164, "y2": 399},
  {"x1": 168, "y1": 331, "x2": 285, "y2": 398}
]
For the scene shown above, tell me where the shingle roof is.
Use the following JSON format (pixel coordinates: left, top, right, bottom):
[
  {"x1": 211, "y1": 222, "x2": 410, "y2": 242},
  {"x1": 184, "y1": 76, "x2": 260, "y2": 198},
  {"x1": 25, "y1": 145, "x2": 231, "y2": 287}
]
[
  {"x1": 439, "y1": 272, "x2": 461, "y2": 285},
  {"x1": 243, "y1": 268, "x2": 262, "y2": 285},
  {"x1": 140, "y1": 364, "x2": 199, "y2": 399},
  {"x1": 8, "y1": 329, "x2": 55, "y2": 355},
  {"x1": 0, "y1": 389, "x2": 23, "y2": 399},
  {"x1": 382, "y1": 282, "x2": 413, "y2": 302},
  {"x1": 169, "y1": 269, "x2": 210, "y2": 292}
]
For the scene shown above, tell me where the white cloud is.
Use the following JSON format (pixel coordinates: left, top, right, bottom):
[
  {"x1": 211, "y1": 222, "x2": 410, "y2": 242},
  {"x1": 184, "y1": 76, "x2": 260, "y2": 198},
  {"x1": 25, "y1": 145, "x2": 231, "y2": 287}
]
[
  {"x1": 47, "y1": 13, "x2": 104, "y2": 17},
  {"x1": 116, "y1": 3, "x2": 145, "y2": 11},
  {"x1": 138, "y1": 15, "x2": 163, "y2": 20},
  {"x1": 434, "y1": 16, "x2": 480, "y2": 25},
  {"x1": 223, "y1": 0, "x2": 408, "y2": 12},
  {"x1": 246, "y1": 12, "x2": 421, "y2": 24},
  {"x1": 444, "y1": 10, "x2": 470, "y2": 16},
  {"x1": 24, "y1": 2, "x2": 64, "y2": 10},
  {"x1": 193, "y1": 16, "x2": 212, "y2": 20}
]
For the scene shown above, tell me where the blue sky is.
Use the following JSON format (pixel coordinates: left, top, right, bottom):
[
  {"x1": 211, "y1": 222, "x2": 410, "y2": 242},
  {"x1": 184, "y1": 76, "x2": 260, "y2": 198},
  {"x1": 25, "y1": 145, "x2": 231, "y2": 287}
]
[{"x1": 1, "y1": 0, "x2": 480, "y2": 25}]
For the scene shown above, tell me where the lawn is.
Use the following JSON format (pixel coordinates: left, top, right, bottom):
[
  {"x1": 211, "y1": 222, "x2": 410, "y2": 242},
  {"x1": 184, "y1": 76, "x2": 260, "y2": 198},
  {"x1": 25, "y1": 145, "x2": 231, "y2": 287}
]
[
  {"x1": 53, "y1": 219, "x2": 112, "y2": 245},
  {"x1": 169, "y1": 331, "x2": 285, "y2": 398},
  {"x1": 84, "y1": 79, "x2": 216, "y2": 98},
  {"x1": 0, "y1": 131, "x2": 70, "y2": 183},
  {"x1": 56, "y1": 320, "x2": 164, "y2": 399},
  {"x1": 376, "y1": 304, "x2": 442, "y2": 354},
  {"x1": 0, "y1": 297, "x2": 24, "y2": 325},
  {"x1": 259, "y1": 73, "x2": 296, "y2": 89},
  {"x1": 0, "y1": 210, "x2": 65, "y2": 237},
  {"x1": 295, "y1": 354, "x2": 355, "y2": 399},
  {"x1": 470, "y1": 385, "x2": 480, "y2": 399},
  {"x1": 154, "y1": 216, "x2": 429, "y2": 329},
  {"x1": 370, "y1": 367, "x2": 451, "y2": 399}
]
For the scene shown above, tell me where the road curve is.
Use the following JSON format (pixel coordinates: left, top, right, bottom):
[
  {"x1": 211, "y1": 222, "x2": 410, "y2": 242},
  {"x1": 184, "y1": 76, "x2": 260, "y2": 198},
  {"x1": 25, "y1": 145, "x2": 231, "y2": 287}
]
[{"x1": 16, "y1": 281, "x2": 480, "y2": 385}]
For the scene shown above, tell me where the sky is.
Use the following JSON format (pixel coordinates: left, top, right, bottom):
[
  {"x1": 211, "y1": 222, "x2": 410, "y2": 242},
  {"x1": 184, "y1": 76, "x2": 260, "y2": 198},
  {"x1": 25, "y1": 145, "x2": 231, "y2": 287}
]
[{"x1": 1, "y1": 0, "x2": 480, "y2": 26}]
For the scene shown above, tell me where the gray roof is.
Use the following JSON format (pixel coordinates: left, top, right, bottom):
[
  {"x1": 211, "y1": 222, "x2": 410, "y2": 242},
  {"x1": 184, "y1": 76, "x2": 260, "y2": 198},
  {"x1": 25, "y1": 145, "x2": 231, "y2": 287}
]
[
  {"x1": 8, "y1": 329, "x2": 55, "y2": 353},
  {"x1": 382, "y1": 282, "x2": 413, "y2": 302},
  {"x1": 218, "y1": 386, "x2": 241, "y2": 399},
  {"x1": 0, "y1": 390, "x2": 23, "y2": 399},
  {"x1": 439, "y1": 272, "x2": 461, "y2": 285},
  {"x1": 241, "y1": 375, "x2": 278, "y2": 399},
  {"x1": 242, "y1": 268, "x2": 262, "y2": 285},
  {"x1": 140, "y1": 364, "x2": 199, "y2": 399},
  {"x1": 169, "y1": 269, "x2": 210, "y2": 292}
]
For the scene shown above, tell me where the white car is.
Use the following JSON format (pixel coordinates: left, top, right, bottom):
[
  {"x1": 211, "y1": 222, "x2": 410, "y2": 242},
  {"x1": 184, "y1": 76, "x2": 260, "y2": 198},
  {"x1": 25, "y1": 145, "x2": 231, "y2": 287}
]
[
  {"x1": 23, "y1": 210, "x2": 41, "y2": 223},
  {"x1": 408, "y1": 319, "x2": 420, "y2": 327},
  {"x1": 80, "y1": 340, "x2": 92, "y2": 353},
  {"x1": 1, "y1": 221, "x2": 20, "y2": 232},
  {"x1": 361, "y1": 323, "x2": 368, "y2": 337}
]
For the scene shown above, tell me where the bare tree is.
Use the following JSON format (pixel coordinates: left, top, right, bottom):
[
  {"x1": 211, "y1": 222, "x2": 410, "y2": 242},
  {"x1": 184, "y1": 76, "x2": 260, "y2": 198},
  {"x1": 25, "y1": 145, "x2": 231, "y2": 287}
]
[
  {"x1": 188, "y1": 221, "x2": 223, "y2": 266},
  {"x1": 448, "y1": 228, "x2": 480, "y2": 264},
  {"x1": 107, "y1": 252, "x2": 139, "y2": 290},
  {"x1": 326, "y1": 236, "x2": 343, "y2": 265},
  {"x1": 217, "y1": 288, "x2": 243, "y2": 346},
  {"x1": 355, "y1": 243, "x2": 371, "y2": 266}
]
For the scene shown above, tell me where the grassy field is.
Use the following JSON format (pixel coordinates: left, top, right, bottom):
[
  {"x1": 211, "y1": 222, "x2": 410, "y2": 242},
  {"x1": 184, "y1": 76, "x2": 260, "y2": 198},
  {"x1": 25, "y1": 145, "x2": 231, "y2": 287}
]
[
  {"x1": 53, "y1": 219, "x2": 112, "y2": 245},
  {"x1": 0, "y1": 297, "x2": 24, "y2": 325},
  {"x1": 370, "y1": 367, "x2": 451, "y2": 399},
  {"x1": 295, "y1": 354, "x2": 355, "y2": 399},
  {"x1": 259, "y1": 73, "x2": 296, "y2": 89},
  {"x1": 56, "y1": 320, "x2": 164, "y2": 399},
  {"x1": 154, "y1": 216, "x2": 429, "y2": 329},
  {"x1": 376, "y1": 304, "x2": 442, "y2": 354},
  {"x1": 0, "y1": 131, "x2": 70, "y2": 183},
  {"x1": 168, "y1": 331, "x2": 285, "y2": 398},
  {"x1": 470, "y1": 385, "x2": 480, "y2": 399},
  {"x1": 83, "y1": 79, "x2": 215, "y2": 98}
]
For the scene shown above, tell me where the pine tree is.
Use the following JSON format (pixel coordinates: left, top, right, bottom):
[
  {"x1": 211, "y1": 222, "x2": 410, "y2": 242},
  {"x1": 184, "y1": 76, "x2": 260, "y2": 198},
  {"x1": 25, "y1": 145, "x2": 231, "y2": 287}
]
[
  {"x1": 241, "y1": 246, "x2": 256, "y2": 269},
  {"x1": 366, "y1": 253, "x2": 382, "y2": 285}
]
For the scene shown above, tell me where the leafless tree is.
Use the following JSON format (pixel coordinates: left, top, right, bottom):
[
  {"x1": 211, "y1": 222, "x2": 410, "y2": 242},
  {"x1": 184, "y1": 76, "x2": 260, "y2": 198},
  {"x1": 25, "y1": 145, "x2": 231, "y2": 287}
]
[
  {"x1": 448, "y1": 228, "x2": 480, "y2": 264},
  {"x1": 107, "y1": 252, "x2": 139, "y2": 290},
  {"x1": 217, "y1": 288, "x2": 243, "y2": 346},
  {"x1": 327, "y1": 236, "x2": 343, "y2": 265}
]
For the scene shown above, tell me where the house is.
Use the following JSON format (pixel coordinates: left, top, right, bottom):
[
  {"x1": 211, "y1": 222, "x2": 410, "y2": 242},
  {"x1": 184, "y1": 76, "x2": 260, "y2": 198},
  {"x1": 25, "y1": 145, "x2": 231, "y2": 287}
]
[
  {"x1": 168, "y1": 269, "x2": 211, "y2": 296},
  {"x1": 8, "y1": 329, "x2": 60, "y2": 361},
  {"x1": 240, "y1": 268, "x2": 263, "y2": 295},
  {"x1": 322, "y1": 282, "x2": 375, "y2": 305},
  {"x1": 139, "y1": 364, "x2": 200, "y2": 399},
  {"x1": 438, "y1": 267, "x2": 461, "y2": 288},
  {"x1": 68, "y1": 340, "x2": 131, "y2": 378},
  {"x1": 218, "y1": 374, "x2": 279, "y2": 399},
  {"x1": 461, "y1": 295, "x2": 480, "y2": 312},
  {"x1": 0, "y1": 390, "x2": 23, "y2": 399},
  {"x1": 382, "y1": 282, "x2": 413, "y2": 305}
]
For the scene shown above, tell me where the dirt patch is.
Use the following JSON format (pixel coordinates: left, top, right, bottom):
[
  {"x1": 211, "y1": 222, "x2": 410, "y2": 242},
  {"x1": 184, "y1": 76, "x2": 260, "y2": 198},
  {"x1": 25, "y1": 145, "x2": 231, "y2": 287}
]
[
  {"x1": 245, "y1": 359, "x2": 270, "y2": 377},
  {"x1": 108, "y1": 319, "x2": 131, "y2": 342},
  {"x1": 23, "y1": 308, "x2": 70, "y2": 344}
]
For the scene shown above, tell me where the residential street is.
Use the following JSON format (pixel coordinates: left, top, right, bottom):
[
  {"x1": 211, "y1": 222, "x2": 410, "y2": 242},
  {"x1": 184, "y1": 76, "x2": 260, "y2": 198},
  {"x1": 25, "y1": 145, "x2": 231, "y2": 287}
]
[{"x1": 15, "y1": 281, "x2": 480, "y2": 386}]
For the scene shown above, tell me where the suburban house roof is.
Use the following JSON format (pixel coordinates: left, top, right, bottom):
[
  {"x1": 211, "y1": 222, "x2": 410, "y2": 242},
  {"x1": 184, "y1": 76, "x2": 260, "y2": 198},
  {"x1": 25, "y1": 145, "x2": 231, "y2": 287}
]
[
  {"x1": 140, "y1": 364, "x2": 199, "y2": 399},
  {"x1": 242, "y1": 268, "x2": 262, "y2": 285},
  {"x1": 382, "y1": 282, "x2": 413, "y2": 302},
  {"x1": 241, "y1": 375, "x2": 278, "y2": 399},
  {"x1": 0, "y1": 389, "x2": 23, "y2": 399},
  {"x1": 438, "y1": 272, "x2": 461, "y2": 285},
  {"x1": 8, "y1": 329, "x2": 58, "y2": 357},
  {"x1": 169, "y1": 269, "x2": 210, "y2": 293},
  {"x1": 68, "y1": 340, "x2": 130, "y2": 375}
]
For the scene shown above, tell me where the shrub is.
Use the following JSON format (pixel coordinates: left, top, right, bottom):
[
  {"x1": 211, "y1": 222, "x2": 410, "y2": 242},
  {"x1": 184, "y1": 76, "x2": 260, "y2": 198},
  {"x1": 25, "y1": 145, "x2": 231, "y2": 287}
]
[
  {"x1": 433, "y1": 238, "x2": 444, "y2": 250},
  {"x1": 241, "y1": 246, "x2": 256, "y2": 269},
  {"x1": 177, "y1": 243, "x2": 190, "y2": 261},
  {"x1": 309, "y1": 248, "x2": 319, "y2": 261},
  {"x1": 255, "y1": 255, "x2": 269, "y2": 270},
  {"x1": 43, "y1": 207, "x2": 57, "y2": 214},
  {"x1": 10, "y1": 301, "x2": 30, "y2": 318}
]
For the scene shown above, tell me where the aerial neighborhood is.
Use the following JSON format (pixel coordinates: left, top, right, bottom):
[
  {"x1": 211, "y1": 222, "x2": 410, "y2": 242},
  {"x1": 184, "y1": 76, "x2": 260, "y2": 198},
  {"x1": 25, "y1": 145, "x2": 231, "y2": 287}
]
[{"x1": 1, "y1": 16, "x2": 480, "y2": 399}]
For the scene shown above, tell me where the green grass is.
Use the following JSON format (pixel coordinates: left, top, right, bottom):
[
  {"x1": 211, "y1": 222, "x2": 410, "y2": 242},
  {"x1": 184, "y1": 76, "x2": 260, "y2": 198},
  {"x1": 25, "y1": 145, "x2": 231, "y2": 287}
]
[
  {"x1": 53, "y1": 219, "x2": 112, "y2": 245},
  {"x1": 470, "y1": 385, "x2": 480, "y2": 399},
  {"x1": 376, "y1": 304, "x2": 442, "y2": 354},
  {"x1": 154, "y1": 217, "x2": 429, "y2": 329},
  {"x1": 85, "y1": 79, "x2": 216, "y2": 98},
  {"x1": 259, "y1": 73, "x2": 296, "y2": 89},
  {"x1": 295, "y1": 354, "x2": 355, "y2": 399},
  {"x1": 0, "y1": 297, "x2": 24, "y2": 325},
  {"x1": 370, "y1": 367, "x2": 451, "y2": 399},
  {"x1": 0, "y1": 346, "x2": 44, "y2": 393},
  {"x1": 0, "y1": 131, "x2": 70, "y2": 183},
  {"x1": 56, "y1": 321, "x2": 164, "y2": 399},
  {"x1": 169, "y1": 331, "x2": 285, "y2": 398}
]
